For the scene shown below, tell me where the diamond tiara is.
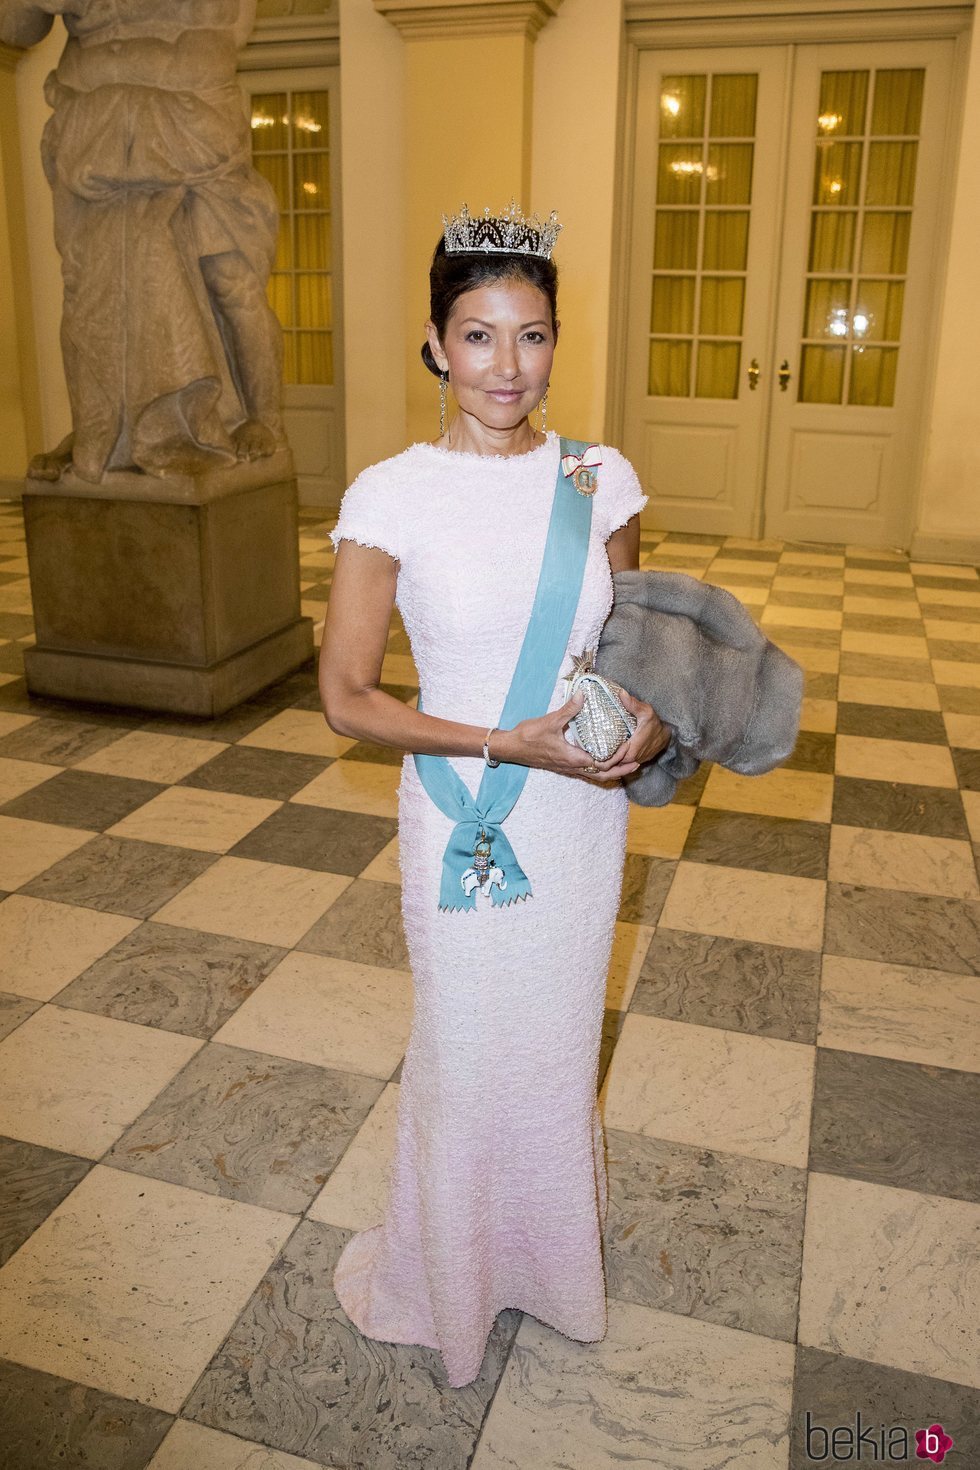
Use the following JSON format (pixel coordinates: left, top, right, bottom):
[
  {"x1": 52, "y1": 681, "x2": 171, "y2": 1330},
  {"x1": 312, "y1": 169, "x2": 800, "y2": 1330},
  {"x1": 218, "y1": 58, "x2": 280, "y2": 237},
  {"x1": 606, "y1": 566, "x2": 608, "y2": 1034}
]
[{"x1": 443, "y1": 201, "x2": 562, "y2": 260}]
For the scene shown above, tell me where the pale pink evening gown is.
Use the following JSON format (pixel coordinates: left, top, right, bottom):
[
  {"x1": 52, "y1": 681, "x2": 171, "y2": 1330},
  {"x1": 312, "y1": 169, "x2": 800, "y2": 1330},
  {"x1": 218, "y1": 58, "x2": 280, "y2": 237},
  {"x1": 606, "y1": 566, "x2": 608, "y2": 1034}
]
[{"x1": 328, "y1": 430, "x2": 648, "y2": 1387}]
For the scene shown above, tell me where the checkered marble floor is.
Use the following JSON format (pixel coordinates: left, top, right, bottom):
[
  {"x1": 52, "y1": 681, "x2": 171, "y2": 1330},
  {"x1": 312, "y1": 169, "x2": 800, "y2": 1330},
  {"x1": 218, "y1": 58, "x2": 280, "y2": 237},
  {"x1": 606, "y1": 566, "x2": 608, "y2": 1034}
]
[{"x1": 0, "y1": 497, "x2": 977, "y2": 1469}]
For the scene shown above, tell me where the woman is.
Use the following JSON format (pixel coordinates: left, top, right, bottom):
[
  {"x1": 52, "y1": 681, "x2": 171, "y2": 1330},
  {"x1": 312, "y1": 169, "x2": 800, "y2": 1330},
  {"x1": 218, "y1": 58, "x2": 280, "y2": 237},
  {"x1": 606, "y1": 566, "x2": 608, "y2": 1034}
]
[{"x1": 319, "y1": 205, "x2": 669, "y2": 1388}]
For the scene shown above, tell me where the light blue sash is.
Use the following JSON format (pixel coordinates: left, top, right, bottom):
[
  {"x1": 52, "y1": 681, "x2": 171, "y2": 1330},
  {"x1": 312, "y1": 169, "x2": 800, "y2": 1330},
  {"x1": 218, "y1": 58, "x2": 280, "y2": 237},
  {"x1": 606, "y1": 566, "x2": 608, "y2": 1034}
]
[{"x1": 413, "y1": 436, "x2": 595, "y2": 911}]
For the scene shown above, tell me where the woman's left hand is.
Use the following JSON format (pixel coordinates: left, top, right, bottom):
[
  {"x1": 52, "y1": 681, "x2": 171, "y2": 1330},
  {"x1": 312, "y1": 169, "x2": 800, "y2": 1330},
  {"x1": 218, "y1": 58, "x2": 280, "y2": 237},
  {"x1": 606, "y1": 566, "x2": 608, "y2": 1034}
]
[{"x1": 577, "y1": 688, "x2": 672, "y2": 783}]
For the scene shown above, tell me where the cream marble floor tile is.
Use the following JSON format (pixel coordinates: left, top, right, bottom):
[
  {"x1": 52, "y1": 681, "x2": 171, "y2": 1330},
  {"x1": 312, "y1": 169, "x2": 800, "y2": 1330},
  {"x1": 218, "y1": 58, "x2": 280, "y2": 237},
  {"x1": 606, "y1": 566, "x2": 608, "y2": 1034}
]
[
  {"x1": 701, "y1": 766, "x2": 834, "y2": 823},
  {"x1": 0, "y1": 1004, "x2": 201, "y2": 1157},
  {"x1": 917, "y1": 587, "x2": 980, "y2": 608},
  {"x1": 836, "y1": 675, "x2": 939, "y2": 711},
  {"x1": 776, "y1": 643, "x2": 839, "y2": 674},
  {"x1": 769, "y1": 576, "x2": 846, "y2": 598},
  {"x1": 358, "y1": 834, "x2": 401, "y2": 883},
  {"x1": 0, "y1": 671, "x2": 20, "y2": 687},
  {"x1": 300, "y1": 598, "x2": 327, "y2": 624},
  {"x1": 780, "y1": 551, "x2": 845, "y2": 568},
  {"x1": 800, "y1": 698, "x2": 838, "y2": 733},
  {"x1": 626, "y1": 802, "x2": 695, "y2": 858},
  {"x1": 212, "y1": 950, "x2": 412, "y2": 1079},
  {"x1": 606, "y1": 921, "x2": 656, "y2": 1010},
  {"x1": 845, "y1": 546, "x2": 907, "y2": 560},
  {"x1": 0, "y1": 815, "x2": 93, "y2": 889},
  {"x1": 237, "y1": 708, "x2": 355, "y2": 758},
  {"x1": 651, "y1": 543, "x2": 716, "y2": 560},
  {"x1": 307, "y1": 1081, "x2": 400, "y2": 1231},
  {"x1": 0, "y1": 895, "x2": 139, "y2": 1001},
  {"x1": 0, "y1": 585, "x2": 34, "y2": 613},
  {"x1": 658, "y1": 864, "x2": 826, "y2": 951},
  {"x1": 708, "y1": 581, "x2": 768, "y2": 606},
  {"x1": 924, "y1": 618, "x2": 980, "y2": 643},
  {"x1": 75, "y1": 731, "x2": 224, "y2": 783},
  {"x1": 0, "y1": 755, "x2": 58, "y2": 802},
  {"x1": 600, "y1": 1011, "x2": 813, "y2": 1168},
  {"x1": 819, "y1": 955, "x2": 980, "y2": 1072},
  {"x1": 835, "y1": 734, "x2": 958, "y2": 788},
  {"x1": 931, "y1": 659, "x2": 980, "y2": 688},
  {"x1": 106, "y1": 787, "x2": 281, "y2": 853},
  {"x1": 962, "y1": 791, "x2": 980, "y2": 842},
  {"x1": 0, "y1": 559, "x2": 29, "y2": 574},
  {"x1": 798, "y1": 1173, "x2": 980, "y2": 1390},
  {"x1": 149, "y1": 1420, "x2": 322, "y2": 1470},
  {"x1": 828, "y1": 826, "x2": 979, "y2": 900},
  {"x1": 943, "y1": 712, "x2": 980, "y2": 749},
  {"x1": 472, "y1": 1298, "x2": 794, "y2": 1470},
  {"x1": 291, "y1": 757, "x2": 400, "y2": 818},
  {"x1": 910, "y1": 562, "x2": 978, "y2": 579},
  {"x1": 840, "y1": 630, "x2": 930, "y2": 660},
  {"x1": 842, "y1": 568, "x2": 915, "y2": 586},
  {"x1": 0, "y1": 712, "x2": 36, "y2": 738},
  {"x1": 707, "y1": 558, "x2": 778, "y2": 577},
  {"x1": 725, "y1": 536, "x2": 785, "y2": 551},
  {"x1": 0, "y1": 1165, "x2": 293, "y2": 1414},
  {"x1": 842, "y1": 595, "x2": 922, "y2": 620},
  {"x1": 381, "y1": 652, "x2": 419, "y2": 685},
  {"x1": 760, "y1": 605, "x2": 843, "y2": 631},
  {"x1": 153, "y1": 855, "x2": 351, "y2": 947}
]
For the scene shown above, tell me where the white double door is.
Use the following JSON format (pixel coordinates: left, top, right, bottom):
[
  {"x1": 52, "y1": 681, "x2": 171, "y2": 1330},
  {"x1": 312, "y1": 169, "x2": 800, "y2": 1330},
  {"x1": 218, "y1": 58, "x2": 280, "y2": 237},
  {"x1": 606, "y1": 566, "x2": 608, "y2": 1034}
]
[{"x1": 622, "y1": 37, "x2": 955, "y2": 547}]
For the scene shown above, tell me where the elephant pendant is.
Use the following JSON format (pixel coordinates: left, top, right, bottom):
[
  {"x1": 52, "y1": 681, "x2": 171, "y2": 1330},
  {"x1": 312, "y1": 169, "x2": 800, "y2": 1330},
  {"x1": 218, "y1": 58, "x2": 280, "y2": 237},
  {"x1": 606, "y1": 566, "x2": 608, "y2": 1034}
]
[{"x1": 461, "y1": 826, "x2": 507, "y2": 899}]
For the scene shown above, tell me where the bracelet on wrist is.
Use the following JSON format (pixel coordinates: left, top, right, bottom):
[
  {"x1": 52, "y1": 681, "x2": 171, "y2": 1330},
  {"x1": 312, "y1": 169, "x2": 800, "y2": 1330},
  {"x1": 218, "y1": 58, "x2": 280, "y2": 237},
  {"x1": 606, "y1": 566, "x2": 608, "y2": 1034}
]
[{"x1": 483, "y1": 725, "x2": 501, "y2": 767}]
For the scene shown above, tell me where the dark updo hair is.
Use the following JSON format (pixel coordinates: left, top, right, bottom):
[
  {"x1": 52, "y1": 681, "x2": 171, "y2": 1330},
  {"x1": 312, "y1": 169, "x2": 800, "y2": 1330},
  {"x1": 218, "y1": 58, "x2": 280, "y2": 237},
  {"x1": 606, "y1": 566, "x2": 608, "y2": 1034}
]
[{"x1": 420, "y1": 236, "x2": 559, "y2": 378}]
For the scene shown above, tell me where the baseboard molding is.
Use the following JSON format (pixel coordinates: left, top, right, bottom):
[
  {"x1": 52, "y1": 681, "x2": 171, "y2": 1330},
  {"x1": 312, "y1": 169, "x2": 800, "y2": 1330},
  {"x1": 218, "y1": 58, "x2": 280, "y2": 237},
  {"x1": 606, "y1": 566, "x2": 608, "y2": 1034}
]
[{"x1": 909, "y1": 530, "x2": 980, "y2": 566}]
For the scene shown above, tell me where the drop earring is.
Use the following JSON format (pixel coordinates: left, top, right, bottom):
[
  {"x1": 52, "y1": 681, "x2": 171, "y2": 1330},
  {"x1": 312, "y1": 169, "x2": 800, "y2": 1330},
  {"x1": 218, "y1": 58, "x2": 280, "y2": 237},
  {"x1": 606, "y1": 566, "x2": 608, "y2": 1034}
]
[
  {"x1": 439, "y1": 371, "x2": 448, "y2": 437},
  {"x1": 538, "y1": 385, "x2": 549, "y2": 434}
]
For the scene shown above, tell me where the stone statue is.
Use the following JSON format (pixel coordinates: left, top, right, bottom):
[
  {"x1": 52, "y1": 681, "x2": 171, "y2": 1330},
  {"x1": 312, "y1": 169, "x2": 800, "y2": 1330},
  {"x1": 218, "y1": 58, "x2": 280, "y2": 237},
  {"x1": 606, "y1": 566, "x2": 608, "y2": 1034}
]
[{"x1": 1, "y1": 0, "x2": 285, "y2": 482}]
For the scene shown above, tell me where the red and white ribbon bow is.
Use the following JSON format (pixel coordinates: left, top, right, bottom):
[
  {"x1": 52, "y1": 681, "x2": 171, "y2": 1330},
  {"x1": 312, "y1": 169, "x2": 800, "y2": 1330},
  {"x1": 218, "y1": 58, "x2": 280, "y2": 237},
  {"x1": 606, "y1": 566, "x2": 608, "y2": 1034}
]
[{"x1": 560, "y1": 443, "x2": 603, "y2": 478}]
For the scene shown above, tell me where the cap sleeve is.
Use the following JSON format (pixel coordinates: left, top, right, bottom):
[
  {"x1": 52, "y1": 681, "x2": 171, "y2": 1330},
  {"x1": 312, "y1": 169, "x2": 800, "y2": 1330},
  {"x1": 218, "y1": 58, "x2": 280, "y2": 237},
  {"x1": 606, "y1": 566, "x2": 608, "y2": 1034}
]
[
  {"x1": 596, "y1": 444, "x2": 648, "y2": 543},
  {"x1": 329, "y1": 464, "x2": 401, "y2": 562}
]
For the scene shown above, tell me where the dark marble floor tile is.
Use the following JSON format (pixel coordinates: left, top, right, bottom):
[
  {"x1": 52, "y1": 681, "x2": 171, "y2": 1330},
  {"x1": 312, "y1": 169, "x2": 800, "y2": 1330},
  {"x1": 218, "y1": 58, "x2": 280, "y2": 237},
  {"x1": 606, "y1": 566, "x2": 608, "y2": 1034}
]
[
  {"x1": 341, "y1": 739, "x2": 405, "y2": 767},
  {"x1": 184, "y1": 1218, "x2": 516, "y2": 1460},
  {"x1": 229, "y1": 803, "x2": 397, "y2": 876},
  {"x1": 953, "y1": 747, "x2": 980, "y2": 791},
  {"x1": 57, "y1": 921, "x2": 285, "y2": 1038},
  {"x1": 841, "y1": 583, "x2": 917, "y2": 602},
  {"x1": 0, "y1": 641, "x2": 25, "y2": 674},
  {"x1": 106, "y1": 1043, "x2": 383, "y2": 1214},
  {"x1": 20, "y1": 835, "x2": 217, "y2": 918},
  {"x1": 0, "y1": 1137, "x2": 91, "y2": 1267},
  {"x1": 836, "y1": 703, "x2": 947, "y2": 745},
  {"x1": 838, "y1": 651, "x2": 933, "y2": 682},
  {"x1": 825, "y1": 883, "x2": 980, "y2": 973},
  {"x1": 771, "y1": 563, "x2": 841, "y2": 580},
  {"x1": 928, "y1": 639, "x2": 980, "y2": 663},
  {"x1": 841, "y1": 613, "x2": 924, "y2": 636},
  {"x1": 705, "y1": 571, "x2": 775, "y2": 588},
  {"x1": 0, "y1": 678, "x2": 34, "y2": 713},
  {"x1": 618, "y1": 853, "x2": 677, "y2": 925},
  {"x1": 0, "y1": 716, "x2": 134, "y2": 767},
  {"x1": 0, "y1": 991, "x2": 40, "y2": 1041},
  {"x1": 598, "y1": 1004, "x2": 629, "y2": 1091},
  {"x1": 681, "y1": 808, "x2": 829, "y2": 880},
  {"x1": 784, "y1": 730, "x2": 836, "y2": 775},
  {"x1": 762, "y1": 624, "x2": 841, "y2": 650},
  {"x1": 804, "y1": 672, "x2": 838, "y2": 700},
  {"x1": 912, "y1": 573, "x2": 980, "y2": 590},
  {"x1": 604, "y1": 1130, "x2": 806, "y2": 1342},
  {"x1": 139, "y1": 701, "x2": 282, "y2": 743},
  {"x1": 766, "y1": 589, "x2": 843, "y2": 610},
  {"x1": 386, "y1": 628, "x2": 412, "y2": 655},
  {"x1": 809, "y1": 1048, "x2": 980, "y2": 1204},
  {"x1": 0, "y1": 768, "x2": 164, "y2": 831},
  {"x1": 179, "y1": 743, "x2": 330, "y2": 800},
  {"x1": 844, "y1": 556, "x2": 909, "y2": 571},
  {"x1": 301, "y1": 580, "x2": 332, "y2": 600},
  {"x1": 245, "y1": 661, "x2": 319, "y2": 710},
  {"x1": 633, "y1": 930, "x2": 820, "y2": 1043},
  {"x1": 0, "y1": 1359, "x2": 172, "y2": 1470},
  {"x1": 925, "y1": 601, "x2": 980, "y2": 623},
  {"x1": 783, "y1": 540, "x2": 847, "y2": 554},
  {"x1": 665, "y1": 531, "x2": 726, "y2": 545},
  {"x1": 831, "y1": 776, "x2": 968, "y2": 839},
  {"x1": 0, "y1": 611, "x2": 33, "y2": 638},
  {"x1": 790, "y1": 1346, "x2": 980, "y2": 1470},
  {"x1": 710, "y1": 546, "x2": 776, "y2": 561},
  {"x1": 669, "y1": 761, "x2": 712, "y2": 806},
  {"x1": 297, "y1": 878, "x2": 409, "y2": 969},
  {"x1": 939, "y1": 685, "x2": 980, "y2": 715}
]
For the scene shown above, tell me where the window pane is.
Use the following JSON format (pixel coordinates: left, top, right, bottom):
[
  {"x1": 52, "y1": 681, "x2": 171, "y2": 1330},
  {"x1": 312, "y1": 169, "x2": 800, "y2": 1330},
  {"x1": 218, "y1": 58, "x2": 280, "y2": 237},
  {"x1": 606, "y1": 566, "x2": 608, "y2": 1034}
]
[
  {"x1": 706, "y1": 143, "x2": 754, "y2": 204},
  {"x1": 295, "y1": 274, "x2": 332, "y2": 331},
  {"x1": 290, "y1": 91, "x2": 329, "y2": 149},
  {"x1": 804, "y1": 278, "x2": 852, "y2": 339},
  {"x1": 865, "y1": 141, "x2": 918, "y2": 206},
  {"x1": 650, "y1": 276, "x2": 695, "y2": 333},
  {"x1": 871, "y1": 69, "x2": 924, "y2": 135},
  {"x1": 696, "y1": 341, "x2": 741, "y2": 398},
  {"x1": 710, "y1": 74, "x2": 758, "y2": 137},
  {"x1": 294, "y1": 153, "x2": 330, "y2": 209},
  {"x1": 295, "y1": 331, "x2": 333, "y2": 385},
  {"x1": 657, "y1": 145, "x2": 704, "y2": 204},
  {"x1": 854, "y1": 279, "x2": 905, "y2": 340},
  {"x1": 817, "y1": 71, "x2": 869, "y2": 135},
  {"x1": 700, "y1": 277, "x2": 745, "y2": 335},
  {"x1": 295, "y1": 214, "x2": 332, "y2": 270},
  {"x1": 859, "y1": 212, "x2": 910, "y2": 273},
  {"x1": 272, "y1": 219, "x2": 292, "y2": 271},
  {"x1": 649, "y1": 339, "x2": 691, "y2": 396},
  {"x1": 703, "y1": 211, "x2": 749, "y2": 270},
  {"x1": 800, "y1": 345, "x2": 845, "y2": 403},
  {"x1": 250, "y1": 92, "x2": 287, "y2": 151},
  {"x1": 849, "y1": 345, "x2": 898, "y2": 405},
  {"x1": 660, "y1": 75, "x2": 706, "y2": 139},
  {"x1": 654, "y1": 210, "x2": 699, "y2": 269},
  {"x1": 813, "y1": 142, "x2": 862, "y2": 205},
  {"x1": 808, "y1": 212, "x2": 855, "y2": 272},
  {"x1": 253, "y1": 153, "x2": 289, "y2": 207},
  {"x1": 266, "y1": 274, "x2": 293, "y2": 327},
  {"x1": 282, "y1": 332, "x2": 297, "y2": 385}
]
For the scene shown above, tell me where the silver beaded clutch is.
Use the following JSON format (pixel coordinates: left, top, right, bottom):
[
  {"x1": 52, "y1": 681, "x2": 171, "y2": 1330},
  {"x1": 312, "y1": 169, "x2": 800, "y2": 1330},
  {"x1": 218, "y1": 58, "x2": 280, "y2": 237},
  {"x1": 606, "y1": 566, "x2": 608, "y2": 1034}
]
[{"x1": 563, "y1": 648, "x2": 637, "y2": 761}]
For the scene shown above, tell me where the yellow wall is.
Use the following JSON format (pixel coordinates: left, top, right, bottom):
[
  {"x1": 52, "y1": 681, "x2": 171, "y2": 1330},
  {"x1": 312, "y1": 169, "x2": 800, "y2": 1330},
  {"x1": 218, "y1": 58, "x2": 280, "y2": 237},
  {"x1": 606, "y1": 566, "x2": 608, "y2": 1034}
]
[
  {"x1": 913, "y1": 13, "x2": 980, "y2": 561},
  {"x1": 0, "y1": 47, "x2": 40, "y2": 481}
]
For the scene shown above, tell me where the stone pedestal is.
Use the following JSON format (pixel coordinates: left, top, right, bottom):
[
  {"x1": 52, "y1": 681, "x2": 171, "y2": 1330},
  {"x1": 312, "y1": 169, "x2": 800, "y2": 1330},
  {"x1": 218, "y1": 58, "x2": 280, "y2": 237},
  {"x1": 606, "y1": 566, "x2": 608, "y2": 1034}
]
[{"x1": 21, "y1": 448, "x2": 315, "y2": 717}]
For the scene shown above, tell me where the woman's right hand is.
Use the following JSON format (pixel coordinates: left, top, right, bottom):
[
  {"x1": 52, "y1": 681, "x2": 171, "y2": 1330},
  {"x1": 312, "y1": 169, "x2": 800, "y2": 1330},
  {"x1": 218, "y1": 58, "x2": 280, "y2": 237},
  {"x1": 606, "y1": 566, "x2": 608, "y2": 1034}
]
[{"x1": 495, "y1": 692, "x2": 641, "y2": 783}]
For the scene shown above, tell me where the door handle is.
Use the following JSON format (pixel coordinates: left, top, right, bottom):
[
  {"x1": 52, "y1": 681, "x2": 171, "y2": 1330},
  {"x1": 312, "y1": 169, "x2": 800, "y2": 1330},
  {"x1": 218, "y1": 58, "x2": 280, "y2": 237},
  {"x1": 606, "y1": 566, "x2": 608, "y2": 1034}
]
[
  {"x1": 747, "y1": 357, "x2": 760, "y2": 391},
  {"x1": 778, "y1": 359, "x2": 791, "y2": 391}
]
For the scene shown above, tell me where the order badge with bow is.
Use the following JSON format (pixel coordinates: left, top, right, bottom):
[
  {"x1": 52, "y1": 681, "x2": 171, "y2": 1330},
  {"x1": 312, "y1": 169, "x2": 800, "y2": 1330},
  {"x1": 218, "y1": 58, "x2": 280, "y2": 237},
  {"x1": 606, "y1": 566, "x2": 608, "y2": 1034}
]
[{"x1": 561, "y1": 443, "x2": 602, "y2": 496}]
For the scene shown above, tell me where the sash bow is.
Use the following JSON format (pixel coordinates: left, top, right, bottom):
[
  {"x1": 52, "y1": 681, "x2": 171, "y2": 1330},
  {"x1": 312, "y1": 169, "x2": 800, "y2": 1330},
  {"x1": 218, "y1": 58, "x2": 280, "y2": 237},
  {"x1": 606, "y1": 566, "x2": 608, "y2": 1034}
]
[{"x1": 560, "y1": 443, "x2": 602, "y2": 478}]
